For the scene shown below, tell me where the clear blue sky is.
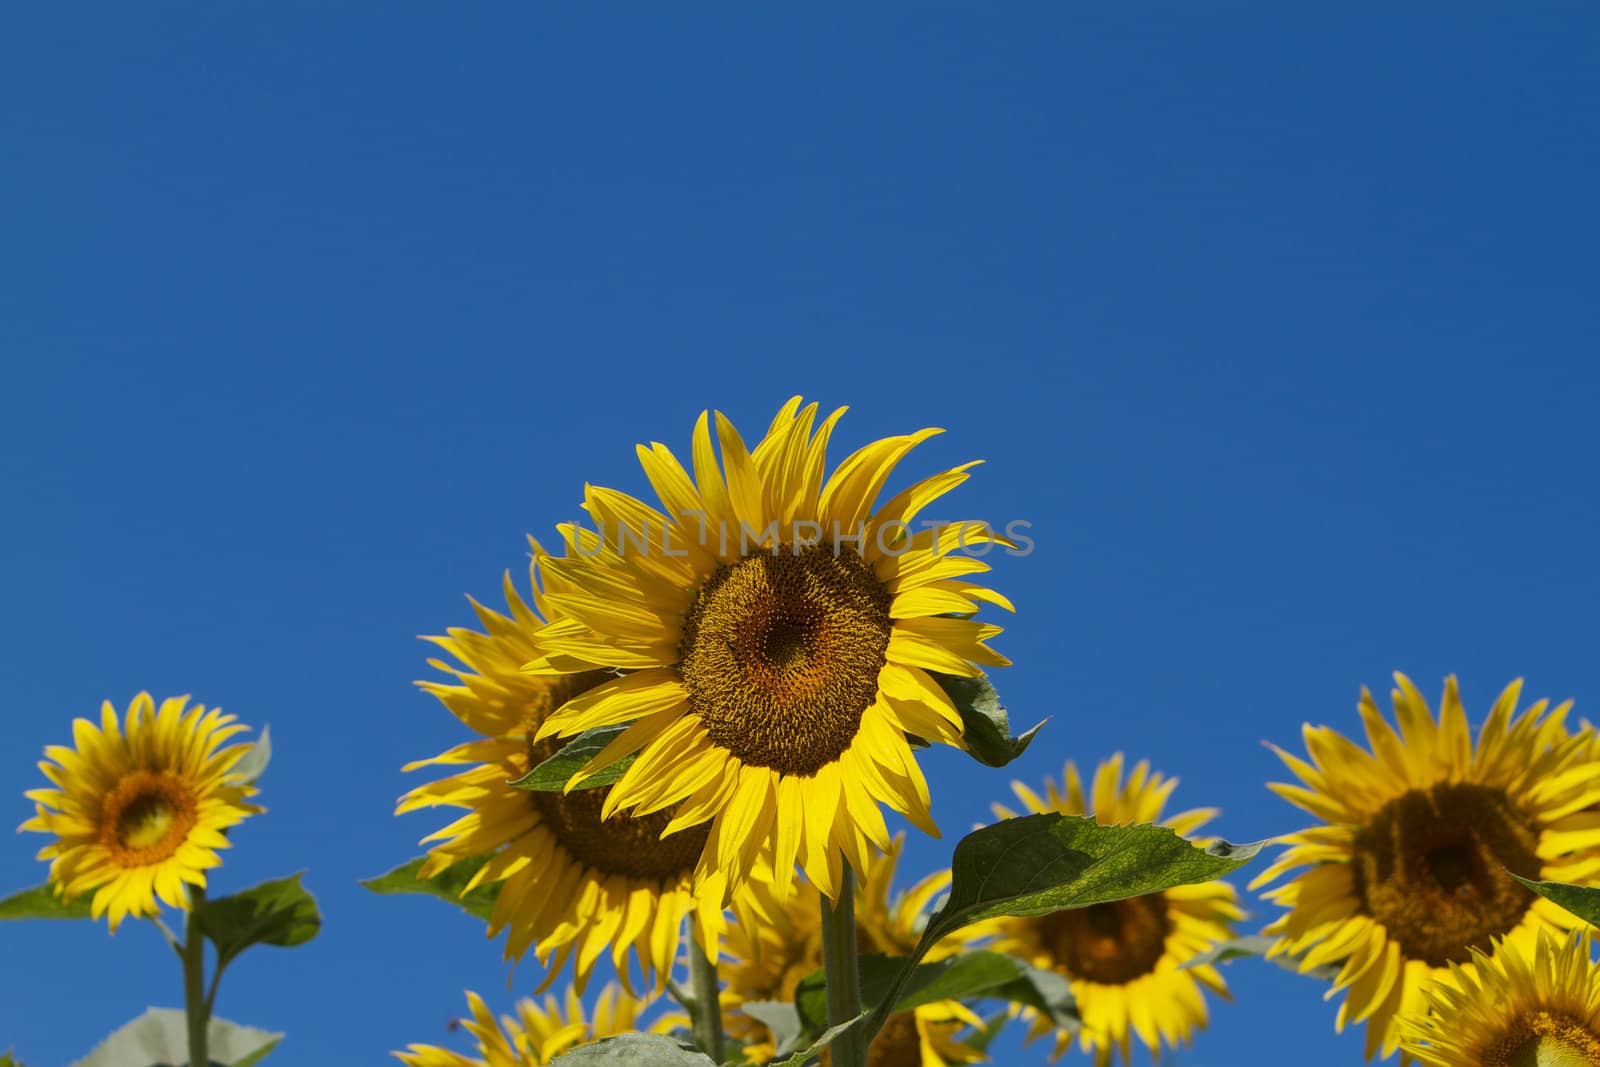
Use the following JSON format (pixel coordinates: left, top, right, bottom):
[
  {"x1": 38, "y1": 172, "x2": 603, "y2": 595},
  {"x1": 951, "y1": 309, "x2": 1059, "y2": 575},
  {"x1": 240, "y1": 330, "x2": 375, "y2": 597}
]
[{"x1": 3, "y1": 7, "x2": 1597, "y2": 1065}]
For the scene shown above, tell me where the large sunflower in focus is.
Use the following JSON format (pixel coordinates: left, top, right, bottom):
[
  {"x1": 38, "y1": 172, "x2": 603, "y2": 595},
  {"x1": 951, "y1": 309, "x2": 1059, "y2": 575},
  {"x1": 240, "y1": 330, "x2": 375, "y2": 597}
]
[
  {"x1": 986, "y1": 755, "x2": 1242, "y2": 1066},
  {"x1": 397, "y1": 559, "x2": 723, "y2": 992},
  {"x1": 723, "y1": 837, "x2": 986, "y2": 1066},
  {"x1": 21, "y1": 693, "x2": 261, "y2": 932},
  {"x1": 1256, "y1": 674, "x2": 1600, "y2": 1060},
  {"x1": 395, "y1": 984, "x2": 665, "y2": 1066},
  {"x1": 528, "y1": 397, "x2": 1012, "y2": 901},
  {"x1": 1400, "y1": 933, "x2": 1600, "y2": 1066}
]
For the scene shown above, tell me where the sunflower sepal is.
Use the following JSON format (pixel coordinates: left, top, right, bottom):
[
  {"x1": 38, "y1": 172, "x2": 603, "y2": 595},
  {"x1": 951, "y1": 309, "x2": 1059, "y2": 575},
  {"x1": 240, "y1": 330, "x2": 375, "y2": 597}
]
[
  {"x1": 191, "y1": 871, "x2": 321, "y2": 973},
  {"x1": 543, "y1": 1032, "x2": 718, "y2": 1065},
  {"x1": 930, "y1": 671, "x2": 1044, "y2": 769},
  {"x1": 1509, "y1": 873, "x2": 1600, "y2": 926},
  {"x1": 68, "y1": 1007, "x2": 281, "y2": 1067},
  {"x1": 508, "y1": 721, "x2": 637, "y2": 793},
  {"x1": 0, "y1": 881, "x2": 94, "y2": 921},
  {"x1": 360, "y1": 854, "x2": 500, "y2": 922},
  {"x1": 1178, "y1": 932, "x2": 1344, "y2": 982}
]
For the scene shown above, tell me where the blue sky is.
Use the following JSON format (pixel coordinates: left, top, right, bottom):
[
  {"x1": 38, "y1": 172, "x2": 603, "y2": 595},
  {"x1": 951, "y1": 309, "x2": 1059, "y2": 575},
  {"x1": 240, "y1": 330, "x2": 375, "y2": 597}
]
[{"x1": 3, "y1": 6, "x2": 1598, "y2": 1064}]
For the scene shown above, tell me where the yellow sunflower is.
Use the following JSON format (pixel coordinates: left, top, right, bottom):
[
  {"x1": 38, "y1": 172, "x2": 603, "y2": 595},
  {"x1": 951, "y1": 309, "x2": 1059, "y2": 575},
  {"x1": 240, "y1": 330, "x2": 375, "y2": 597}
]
[
  {"x1": 986, "y1": 754, "x2": 1242, "y2": 1066},
  {"x1": 527, "y1": 397, "x2": 1012, "y2": 903},
  {"x1": 1400, "y1": 933, "x2": 1600, "y2": 1066},
  {"x1": 1255, "y1": 673, "x2": 1600, "y2": 1060},
  {"x1": 20, "y1": 693, "x2": 261, "y2": 932},
  {"x1": 395, "y1": 984, "x2": 666, "y2": 1066},
  {"x1": 723, "y1": 837, "x2": 986, "y2": 1065},
  {"x1": 397, "y1": 557, "x2": 724, "y2": 992}
]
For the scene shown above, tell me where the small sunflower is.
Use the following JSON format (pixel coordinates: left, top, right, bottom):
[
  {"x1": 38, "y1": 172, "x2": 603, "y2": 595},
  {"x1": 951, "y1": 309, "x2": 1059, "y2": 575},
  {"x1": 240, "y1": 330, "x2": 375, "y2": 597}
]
[
  {"x1": 986, "y1": 754, "x2": 1242, "y2": 1066},
  {"x1": 723, "y1": 837, "x2": 986, "y2": 1065},
  {"x1": 1256, "y1": 673, "x2": 1600, "y2": 1060},
  {"x1": 1400, "y1": 933, "x2": 1600, "y2": 1066},
  {"x1": 20, "y1": 693, "x2": 261, "y2": 932},
  {"x1": 397, "y1": 557, "x2": 724, "y2": 992},
  {"x1": 527, "y1": 397, "x2": 1012, "y2": 903},
  {"x1": 395, "y1": 984, "x2": 665, "y2": 1067}
]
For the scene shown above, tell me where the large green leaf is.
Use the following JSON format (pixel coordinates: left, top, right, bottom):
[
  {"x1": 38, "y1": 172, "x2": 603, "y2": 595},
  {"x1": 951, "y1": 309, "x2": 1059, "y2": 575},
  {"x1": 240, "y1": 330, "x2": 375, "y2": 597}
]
[
  {"x1": 231, "y1": 725, "x2": 272, "y2": 785},
  {"x1": 545, "y1": 1034, "x2": 716, "y2": 1064},
  {"x1": 930, "y1": 672, "x2": 1043, "y2": 768},
  {"x1": 794, "y1": 951, "x2": 1077, "y2": 1036},
  {"x1": 0, "y1": 883, "x2": 93, "y2": 921},
  {"x1": 507, "y1": 724, "x2": 635, "y2": 792},
  {"x1": 195, "y1": 873, "x2": 321, "y2": 972},
  {"x1": 1513, "y1": 874, "x2": 1600, "y2": 926},
  {"x1": 360, "y1": 855, "x2": 499, "y2": 921},
  {"x1": 69, "y1": 1009, "x2": 281, "y2": 1067}
]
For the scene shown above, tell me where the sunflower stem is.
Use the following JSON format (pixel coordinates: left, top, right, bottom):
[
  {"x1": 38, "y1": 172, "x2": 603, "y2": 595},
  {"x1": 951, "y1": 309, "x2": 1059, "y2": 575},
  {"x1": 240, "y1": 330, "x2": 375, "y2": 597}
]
[
  {"x1": 182, "y1": 886, "x2": 209, "y2": 1067},
  {"x1": 820, "y1": 864, "x2": 868, "y2": 1067},
  {"x1": 687, "y1": 929, "x2": 725, "y2": 1062}
]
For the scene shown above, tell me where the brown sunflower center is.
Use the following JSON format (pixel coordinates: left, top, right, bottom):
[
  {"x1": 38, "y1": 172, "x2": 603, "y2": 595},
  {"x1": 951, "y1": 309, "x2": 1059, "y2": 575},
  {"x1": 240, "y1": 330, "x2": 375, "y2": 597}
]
[
  {"x1": 525, "y1": 711, "x2": 709, "y2": 885},
  {"x1": 1034, "y1": 895, "x2": 1172, "y2": 985},
  {"x1": 1352, "y1": 782, "x2": 1540, "y2": 966},
  {"x1": 679, "y1": 545, "x2": 892, "y2": 776},
  {"x1": 1485, "y1": 1011, "x2": 1600, "y2": 1067},
  {"x1": 821, "y1": 1010, "x2": 921, "y2": 1067},
  {"x1": 99, "y1": 771, "x2": 197, "y2": 866}
]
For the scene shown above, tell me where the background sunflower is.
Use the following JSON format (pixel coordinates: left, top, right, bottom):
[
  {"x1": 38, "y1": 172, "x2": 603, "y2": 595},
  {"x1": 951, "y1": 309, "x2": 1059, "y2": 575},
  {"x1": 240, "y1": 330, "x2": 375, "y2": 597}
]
[{"x1": 395, "y1": 985, "x2": 665, "y2": 1067}]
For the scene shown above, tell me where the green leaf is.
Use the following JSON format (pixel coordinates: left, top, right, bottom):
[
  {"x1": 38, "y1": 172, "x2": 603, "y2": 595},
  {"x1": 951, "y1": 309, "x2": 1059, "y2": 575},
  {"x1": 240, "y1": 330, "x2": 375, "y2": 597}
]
[
  {"x1": 739, "y1": 1001, "x2": 803, "y2": 1059},
  {"x1": 231, "y1": 725, "x2": 271, "y2": 785},
  {"x1": 925, "y1": 814, "x2": 1262, "y2": 947},
  {"x1": 1179, "y1": 934, "x2": 1342, "y2": 982},
  {"x1": 1, "y1": 1050, "x2": 29, "y2": 1067},
  {"x1": 195, "y1": 873, "x2": 321, "y2": 972},
  {"x1": 508, "y1": 723, "x2": 636, "y2": 791},
  {"x1": 545, "y1": 1034, "x2": 717, "y2": 1064},
  {"x1": 360, "y1": 855, "x2": 499, "y2": 922},
  {"x1": 930, "y1": 672, "x2": 1043, "y2": 768},
  {"x1": 0, "y1": 882, "x2": 93, "y2": 921},
  {"x1": 69, "y1": 1008, "x2": 281, "y2": 1067},
  {"x1": 1513, "y1": 874, "x2": 1600, "y2": 926},
  {"x1": 794, "y1": 951, "x2": 1077, "y2": 1036},
  {"x1": 957, "y1": 1013, "x2": 1009, "y2": 1054},
  {"x1": 768, "y1": 1013, "x2": 871, "y2": 1067}
]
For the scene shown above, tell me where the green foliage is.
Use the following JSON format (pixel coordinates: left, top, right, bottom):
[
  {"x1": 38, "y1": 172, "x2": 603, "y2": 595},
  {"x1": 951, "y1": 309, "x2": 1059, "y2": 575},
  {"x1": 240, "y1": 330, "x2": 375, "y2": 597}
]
[
  {"x1": 1, "y1": 1049, "x2": 27, "y2": 1067},
  {"x1": 1513, "y1": 874, "x2": 1600, "y2": 926},
  {"x1": 507, "y1": 723, "x2": 636, "y2": 792},
  {"x1": 794, "y1": 950, "x2": 1078, "y2": 1037},
  {"x1": 360, "y1": 855, "x2": 499, "y2": 921},
  {"x1": 544, "y1": 1034, "x2": 717, "y2": 1065},
  {"x1": 930, "y1": 672, "x2": 1043, "y2": 768},
  {"x1": 1180, "y1": 934, "x2": 1343, "y2": 982},
  {"x1": 195, "y1": 873, "x2": 321, "y2": 972},
  {"x1": 737, "y1": 1002, "x2": 802, "y2": 1059},
  {"x1": 231, "y1": 725, "x2": 272, "y2": 785},
  {"x1": 0, "y1": 883, "x2": 93, "y2": 921},
  {"x1": 68, "y1": 1009, "x2": 281, "y2": 1067}
]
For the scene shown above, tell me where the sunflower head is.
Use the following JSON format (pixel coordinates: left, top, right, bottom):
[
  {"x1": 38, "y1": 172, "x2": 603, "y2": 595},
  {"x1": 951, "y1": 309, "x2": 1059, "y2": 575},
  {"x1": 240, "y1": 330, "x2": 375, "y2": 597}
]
[
  {"x1": 1400, "y1": 933, "x2": 1600, "y2": 1067},
  {"x1": 526, "y1": 397, "x2": 1013, "y2": 904},
  {"x1": 1255, "y1": 674, "x2": 1600, "y2": 1060},
  {"x1": 394, "y1": 984, "x2": 663, "y2": 1066},
  {"x1": 20, "y1": 693, "x2": 261, "y2": 932},
  {"x1": 397, "y1": 559, "x2": 723, "y2": 993},
  {"x1": 987, "y1": 754, "x2": 1242, "y2": 1066}
]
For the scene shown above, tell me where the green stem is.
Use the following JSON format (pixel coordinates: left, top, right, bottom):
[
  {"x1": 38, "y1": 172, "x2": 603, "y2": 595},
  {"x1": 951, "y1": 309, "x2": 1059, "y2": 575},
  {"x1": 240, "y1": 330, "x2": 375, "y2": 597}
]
[
  {"x1": 183, "y1": 887, "x2": 209, "y2": 1067},
  {"x1": 687, "y1": 927, "x2": 725, "y2": 1063},
  {"x1": 820, "y1": 864, "x2": 867, "y2": 1067}
]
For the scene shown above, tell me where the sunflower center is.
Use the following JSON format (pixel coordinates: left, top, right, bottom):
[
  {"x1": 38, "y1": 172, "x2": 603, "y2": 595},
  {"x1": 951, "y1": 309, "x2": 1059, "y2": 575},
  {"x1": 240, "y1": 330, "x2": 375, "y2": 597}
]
[
  {"x1": 524, "y1": 731, "x2": 710, "y2": 884},
  {"x1": 1035, "y1": 895, "x2": 1172, "y2": 985},
  {"x1": 679, "y1": 545, "x2": 892, "y2": 776},
  {"x1": 1486, "y1": 1011, "x2": 1600, "y2": 1067},
  {"x1": 1352, "y1": 782, "x2": 1540, "y2": 966},
  {"x1": 99, "y1": 771, "x2": 197, "y2": 866},
  {"x1": 821, "y1": 1010, "x2": 921, "y2": 1067}
]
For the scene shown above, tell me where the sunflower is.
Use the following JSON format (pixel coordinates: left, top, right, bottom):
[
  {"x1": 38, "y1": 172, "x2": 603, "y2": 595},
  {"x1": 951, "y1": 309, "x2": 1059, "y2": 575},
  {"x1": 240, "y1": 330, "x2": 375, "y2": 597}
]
[
  {"x1": 1400, "y1": 933, "x2": 1600, "y2": 1066},
  {"x1": 986, "y1": 754, "x2": 1242, "y2": 1066},
  {"x1": 395, "y1": 984, "x2": 666, "y2": 1067},
  {"x1": 526, "y1": 397, "x2": 1012, "y2": 903},
  {"x1": 722, "y1": 837, "x2": 987, "y2": 1065},
  {"x1": 20, "y1": 693, "x2": 261, "y2": 932},
  {"x1": 1255, "y1": 673, "x2": 1600, "y2": 1060},
  {"x1": 397, "y1": 557, "x2": 724, "y2": 992}
]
